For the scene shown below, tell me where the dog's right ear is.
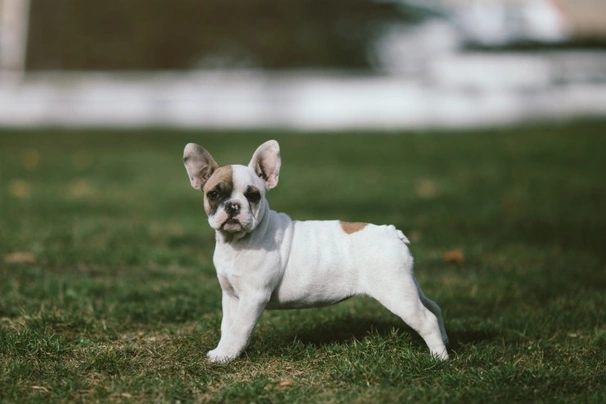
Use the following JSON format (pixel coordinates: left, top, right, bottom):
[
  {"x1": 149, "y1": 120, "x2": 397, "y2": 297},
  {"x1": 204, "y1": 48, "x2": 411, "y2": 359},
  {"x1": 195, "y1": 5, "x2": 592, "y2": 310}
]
[{"x1": 183, "y1": 143, "x2": 219, "y2": 190}]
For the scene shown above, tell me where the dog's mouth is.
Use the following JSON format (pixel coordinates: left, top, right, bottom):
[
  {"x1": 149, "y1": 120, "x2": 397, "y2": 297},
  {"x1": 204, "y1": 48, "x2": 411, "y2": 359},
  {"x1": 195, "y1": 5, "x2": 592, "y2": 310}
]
[{"x1": 221, "y1": 218, "x2": 244, "y2": 232}]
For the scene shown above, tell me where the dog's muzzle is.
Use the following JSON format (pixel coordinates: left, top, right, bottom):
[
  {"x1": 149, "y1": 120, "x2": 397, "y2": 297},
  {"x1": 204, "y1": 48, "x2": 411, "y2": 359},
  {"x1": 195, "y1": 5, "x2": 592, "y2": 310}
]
[{"x1": 225, "y1": 201, "x2": 240, "y2": 217}]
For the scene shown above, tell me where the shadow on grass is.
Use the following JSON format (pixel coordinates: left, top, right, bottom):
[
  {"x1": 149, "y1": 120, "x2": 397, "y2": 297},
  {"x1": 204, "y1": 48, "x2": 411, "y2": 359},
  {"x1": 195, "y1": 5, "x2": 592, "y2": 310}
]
[
  {"x1": 447, "y1": 330, "x2": 498, "y2": 352},
  {"x1": 263, "y1": 314, "x2": 498, "y2": 359},
  {"x1": 291, "y1": 317, "x2": 406, "y2": 347}
]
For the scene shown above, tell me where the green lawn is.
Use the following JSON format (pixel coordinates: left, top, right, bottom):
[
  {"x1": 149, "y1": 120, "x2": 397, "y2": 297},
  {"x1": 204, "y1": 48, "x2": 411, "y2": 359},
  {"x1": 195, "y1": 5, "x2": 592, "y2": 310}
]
[{"x1": 1, "y1": 121, "x2": 605, "y2": 402}]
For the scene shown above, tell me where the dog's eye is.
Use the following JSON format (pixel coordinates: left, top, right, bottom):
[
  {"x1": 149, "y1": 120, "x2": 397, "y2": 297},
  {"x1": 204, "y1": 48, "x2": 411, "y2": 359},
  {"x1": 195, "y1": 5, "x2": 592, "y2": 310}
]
[
  {"x1": 245, "y1": 189, "x2": 261, "y2": 203},
  {"x1": 207, "y1": 190, "x2": 220, "y2": 200}
]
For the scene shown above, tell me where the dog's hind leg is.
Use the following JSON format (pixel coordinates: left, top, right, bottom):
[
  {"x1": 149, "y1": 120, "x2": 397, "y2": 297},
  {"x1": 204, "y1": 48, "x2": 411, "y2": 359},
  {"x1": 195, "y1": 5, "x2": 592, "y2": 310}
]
[
  {"x1": 366, "y1": 275, "x2": 448, "y2": 360},
  {"x1": 415, "y1": 278, "x2": 449, "y2": 345}
]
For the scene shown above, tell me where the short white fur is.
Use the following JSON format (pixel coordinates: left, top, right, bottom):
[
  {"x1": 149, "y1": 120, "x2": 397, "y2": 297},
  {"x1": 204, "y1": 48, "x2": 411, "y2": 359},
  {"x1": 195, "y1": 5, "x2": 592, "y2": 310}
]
[{"x1": 183, "y1": 140, "x2": 449, "y2": 363}]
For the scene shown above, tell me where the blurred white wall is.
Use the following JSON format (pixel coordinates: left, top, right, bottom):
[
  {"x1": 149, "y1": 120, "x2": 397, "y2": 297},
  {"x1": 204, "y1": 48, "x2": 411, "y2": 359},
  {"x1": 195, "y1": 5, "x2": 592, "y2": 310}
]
[{"x1": 1, "y1": 53, "x2": 605, "y2": 130}]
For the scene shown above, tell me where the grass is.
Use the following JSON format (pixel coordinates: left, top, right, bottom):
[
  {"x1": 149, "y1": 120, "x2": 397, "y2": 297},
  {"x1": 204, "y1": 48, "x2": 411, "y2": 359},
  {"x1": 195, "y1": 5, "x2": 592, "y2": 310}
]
[{"x1": 1, "y1": 121, "x2": 605, "y2": 402}]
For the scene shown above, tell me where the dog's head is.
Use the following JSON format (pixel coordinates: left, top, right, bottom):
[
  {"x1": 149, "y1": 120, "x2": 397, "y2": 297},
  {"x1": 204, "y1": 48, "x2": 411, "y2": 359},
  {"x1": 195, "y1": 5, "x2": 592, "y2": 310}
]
[{"x1": 184, "y1": 140, "x2": 281, "y2": 236}]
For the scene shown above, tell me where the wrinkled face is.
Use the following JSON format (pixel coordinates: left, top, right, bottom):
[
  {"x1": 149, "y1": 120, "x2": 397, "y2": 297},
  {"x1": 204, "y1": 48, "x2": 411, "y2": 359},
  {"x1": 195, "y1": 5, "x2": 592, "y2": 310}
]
[
  {"x1": 202, "y1": 165, "x2": 267, "y2": 234},
  {"x1": 184, "y1": 140, "x2": 280, "y2": 238}
]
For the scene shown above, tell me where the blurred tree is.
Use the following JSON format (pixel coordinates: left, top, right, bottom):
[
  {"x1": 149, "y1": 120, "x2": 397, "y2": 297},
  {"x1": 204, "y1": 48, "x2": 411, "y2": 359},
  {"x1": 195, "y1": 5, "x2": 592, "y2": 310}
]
[{"x1": 26, "y1": 0, "x2": 429, "y2": 70}]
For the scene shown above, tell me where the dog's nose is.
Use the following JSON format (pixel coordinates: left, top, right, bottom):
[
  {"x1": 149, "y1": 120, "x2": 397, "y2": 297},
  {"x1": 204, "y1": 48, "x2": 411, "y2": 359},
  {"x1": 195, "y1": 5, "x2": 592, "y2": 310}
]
[{"x1": 225, "y1": 202, "x2": 240, "y2": 216}]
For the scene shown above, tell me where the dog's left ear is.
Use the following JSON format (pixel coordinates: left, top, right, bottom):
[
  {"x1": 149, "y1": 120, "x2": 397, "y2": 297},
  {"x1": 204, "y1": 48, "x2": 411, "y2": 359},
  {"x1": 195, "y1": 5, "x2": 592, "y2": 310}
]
[{"x1": 249, "y1": 140, "x2": 281, "y2": 190}]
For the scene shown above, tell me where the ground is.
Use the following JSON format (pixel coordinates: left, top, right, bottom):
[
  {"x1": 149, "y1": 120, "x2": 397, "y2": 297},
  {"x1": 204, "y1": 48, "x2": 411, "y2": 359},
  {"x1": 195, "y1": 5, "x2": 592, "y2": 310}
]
[{"x1": 1, "y1": 121, "x2": 605, "y2": 402}]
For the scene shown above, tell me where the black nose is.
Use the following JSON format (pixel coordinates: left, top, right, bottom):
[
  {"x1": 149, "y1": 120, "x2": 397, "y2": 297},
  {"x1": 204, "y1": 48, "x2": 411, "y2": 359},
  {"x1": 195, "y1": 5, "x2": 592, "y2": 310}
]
[{"x1": 225, "y1": 202, "x2": 240, "y2": 216}]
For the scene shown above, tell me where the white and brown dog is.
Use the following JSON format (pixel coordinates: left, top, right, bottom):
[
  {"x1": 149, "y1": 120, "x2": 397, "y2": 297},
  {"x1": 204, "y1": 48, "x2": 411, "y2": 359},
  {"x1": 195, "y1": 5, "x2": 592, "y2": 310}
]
[{"x1": 183, "y1": 140, "x2": 449, "y2": 363}]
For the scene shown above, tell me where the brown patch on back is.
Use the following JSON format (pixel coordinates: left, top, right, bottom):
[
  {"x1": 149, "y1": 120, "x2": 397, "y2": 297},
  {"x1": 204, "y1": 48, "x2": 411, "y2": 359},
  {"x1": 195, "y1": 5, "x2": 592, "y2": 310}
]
[{"x1": 340, "y1": 221, "x2": 368, "y2": 234}]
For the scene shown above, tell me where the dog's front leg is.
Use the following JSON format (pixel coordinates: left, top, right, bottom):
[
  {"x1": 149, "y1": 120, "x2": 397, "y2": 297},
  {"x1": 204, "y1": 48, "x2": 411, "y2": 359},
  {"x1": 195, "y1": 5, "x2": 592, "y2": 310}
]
[
  {"x1": 207, "y1": 293, "x2": 269, "y2": 363},
  {"x1": 219, "y1": 290, "x2": 238, "y2": 339}
]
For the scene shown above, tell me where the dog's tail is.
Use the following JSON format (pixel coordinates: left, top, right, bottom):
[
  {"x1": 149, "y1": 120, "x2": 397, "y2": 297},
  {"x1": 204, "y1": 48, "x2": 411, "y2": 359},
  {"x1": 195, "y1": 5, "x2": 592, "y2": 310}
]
[{"x1": 393, "y1": 227, "x2": 410, "y2": 244}]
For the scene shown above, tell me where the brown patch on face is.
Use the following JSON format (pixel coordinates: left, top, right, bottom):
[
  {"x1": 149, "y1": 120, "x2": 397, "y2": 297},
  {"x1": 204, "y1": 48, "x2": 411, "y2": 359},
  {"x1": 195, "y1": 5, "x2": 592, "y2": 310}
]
[
  {"x1": 203, "y1": 166, "x2": 234, "y2": 215},
  {"x1": 340, "y1": 221, "x2": 368, "y2": 234}
]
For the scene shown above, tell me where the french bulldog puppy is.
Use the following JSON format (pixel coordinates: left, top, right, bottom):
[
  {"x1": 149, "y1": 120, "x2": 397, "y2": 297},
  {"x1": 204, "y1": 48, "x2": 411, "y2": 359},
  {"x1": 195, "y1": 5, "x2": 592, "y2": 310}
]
[{"x1": 183, "y1": 140, "x2": 448, "y2": 363}]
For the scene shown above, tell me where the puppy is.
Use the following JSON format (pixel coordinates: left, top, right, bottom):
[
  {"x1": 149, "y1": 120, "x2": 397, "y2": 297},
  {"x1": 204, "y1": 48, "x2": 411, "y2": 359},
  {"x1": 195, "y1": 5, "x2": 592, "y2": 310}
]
[{"x1": 183, "y1": 140, "x2": 448, "y2": 363}]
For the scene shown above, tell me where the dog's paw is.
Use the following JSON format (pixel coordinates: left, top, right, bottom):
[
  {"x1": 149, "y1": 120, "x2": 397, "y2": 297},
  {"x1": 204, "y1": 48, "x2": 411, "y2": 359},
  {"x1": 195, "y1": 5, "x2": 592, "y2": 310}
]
[
  {"x1": 432, "y1": 348, "x2": 449, "y2": 361},
  {"x1": 207, "y1": 349, "x2": 235, "y2": 364}
]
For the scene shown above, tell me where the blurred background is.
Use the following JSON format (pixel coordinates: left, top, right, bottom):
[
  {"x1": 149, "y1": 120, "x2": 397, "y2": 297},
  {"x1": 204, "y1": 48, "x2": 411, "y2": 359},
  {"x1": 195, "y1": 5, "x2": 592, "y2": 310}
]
[{"x1": 1, "y1": 0, "x2": 605, "y2": 129}]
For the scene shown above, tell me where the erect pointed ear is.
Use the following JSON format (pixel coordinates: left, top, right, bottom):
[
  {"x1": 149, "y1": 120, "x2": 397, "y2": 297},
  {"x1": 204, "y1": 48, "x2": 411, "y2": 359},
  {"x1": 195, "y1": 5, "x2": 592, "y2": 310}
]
[
  {"x1": 183, "y1": 143, "x2": 219, "y2": 190},
  {"x1": 249, "y1": 140, "x2": 281, "y2": 190}
]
